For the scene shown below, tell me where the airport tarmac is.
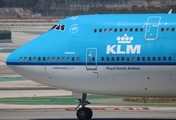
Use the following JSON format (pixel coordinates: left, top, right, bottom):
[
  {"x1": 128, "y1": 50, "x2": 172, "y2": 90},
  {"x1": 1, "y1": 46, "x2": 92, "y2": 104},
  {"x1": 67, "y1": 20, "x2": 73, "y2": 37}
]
[
  {"x1": 0, "y1": 74, "x2": 176, "y2": 120},
  {"x1": 0, "y1": 107, "x2": 176, "y2": 120},
  {"x1": 0, "y1": 25, "x2": 51, "y2": 48}
]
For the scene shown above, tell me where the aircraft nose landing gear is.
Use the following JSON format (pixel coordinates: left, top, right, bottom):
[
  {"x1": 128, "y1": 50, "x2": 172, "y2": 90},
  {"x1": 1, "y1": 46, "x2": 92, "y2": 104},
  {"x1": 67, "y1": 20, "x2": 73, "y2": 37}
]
[
  {"x1": 75, "y1": 93, "x2": 93, "y2": 120},
  {"x1": 77, "y1": 107, "x2": 92, "y2": 120}
]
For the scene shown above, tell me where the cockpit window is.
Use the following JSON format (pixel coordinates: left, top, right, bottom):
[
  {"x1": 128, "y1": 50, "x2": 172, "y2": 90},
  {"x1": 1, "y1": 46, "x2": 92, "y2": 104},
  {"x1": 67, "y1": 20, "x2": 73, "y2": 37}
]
[
  {"x1": 51, "y1": 25, "x2": 57, "y2": 29},
  {"x1": 51, "y1": 24, "x2": 65, "y2": 31}
]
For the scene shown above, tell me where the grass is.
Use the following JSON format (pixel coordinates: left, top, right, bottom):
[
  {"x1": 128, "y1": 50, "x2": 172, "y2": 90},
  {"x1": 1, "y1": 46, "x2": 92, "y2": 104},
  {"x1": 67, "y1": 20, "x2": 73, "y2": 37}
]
[
  {"x1": 123, "y1": 97, "x2": 176, "y2": 103},
  {"x1": 0, "y1": 49, "x2": 15, "y2": 53},
  {"x1": 17, "y1": 31, "x2": 44, "y2": 35},
  {"x1": 0, "y1": 77, "x2": 27, "y2": 82},
  {"x1": 0, "y1": 95, "x2": 176, "y2": 106},
  {"x1": 0, "y1": 95, "x2": 117, "y2": 105},
  {"x1": 0, "y1": 30, "x2": 11, "y2": 34},
  {"x1": 0, "y1": 96, "x2": 76, "y2": 105}
]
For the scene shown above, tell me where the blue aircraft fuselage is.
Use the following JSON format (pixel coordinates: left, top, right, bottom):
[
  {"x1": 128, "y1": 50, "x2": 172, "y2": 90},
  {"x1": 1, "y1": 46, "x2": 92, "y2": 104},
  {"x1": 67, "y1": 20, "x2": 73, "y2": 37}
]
[
  {"x1": 6, "y1": 14, "x2": 176, "y2": 66},
  {"x1": 5, "y1": 14, "x2": 176, "y2": 97},
  {"x1": 6, "y1": 13, "x2": 176, "y2": 120}
]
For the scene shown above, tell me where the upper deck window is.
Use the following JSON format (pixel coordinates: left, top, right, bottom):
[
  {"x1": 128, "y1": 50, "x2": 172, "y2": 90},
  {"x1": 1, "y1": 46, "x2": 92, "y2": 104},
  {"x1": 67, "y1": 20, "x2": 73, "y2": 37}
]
[
  {"x1": 94, "y1": 29, "x2": 97, "y2": 33},
  {"x1": 172, "y1": 28, "x2": 175, "y2": 32},
  {"x1": 114, "y1": 28, "x2": 117, "y2": 32}
]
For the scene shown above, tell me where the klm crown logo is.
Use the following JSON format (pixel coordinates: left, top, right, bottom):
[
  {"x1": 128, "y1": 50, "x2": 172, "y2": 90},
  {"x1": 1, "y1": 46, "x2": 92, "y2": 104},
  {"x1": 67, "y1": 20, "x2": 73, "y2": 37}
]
[
  {"x1": 106, "y1": 34, "x2": 141, "y2": 54},
  {"x1": 117, "y1": 34, "x2": 134, "y2": 44}
]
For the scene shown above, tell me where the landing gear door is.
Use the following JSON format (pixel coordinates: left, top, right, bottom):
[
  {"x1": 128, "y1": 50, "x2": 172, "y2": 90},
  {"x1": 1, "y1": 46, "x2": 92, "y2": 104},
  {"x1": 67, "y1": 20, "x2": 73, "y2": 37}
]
[
  {"x1": 145, "y1": 16, "x2": 161, "y2": 40},
  {"x1": 86, "y1": 48, "x2": 97, "y2": 70}
]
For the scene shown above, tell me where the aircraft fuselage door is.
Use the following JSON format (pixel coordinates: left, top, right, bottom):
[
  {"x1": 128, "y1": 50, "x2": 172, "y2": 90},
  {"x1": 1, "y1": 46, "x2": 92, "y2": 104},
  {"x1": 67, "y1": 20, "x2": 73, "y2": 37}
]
[
  {"x1": 145, "y1": 16, "x2": 161, "y2": 40},
  {"x1": 86, "y1": 48, "x2": 97, "y2": 70}
]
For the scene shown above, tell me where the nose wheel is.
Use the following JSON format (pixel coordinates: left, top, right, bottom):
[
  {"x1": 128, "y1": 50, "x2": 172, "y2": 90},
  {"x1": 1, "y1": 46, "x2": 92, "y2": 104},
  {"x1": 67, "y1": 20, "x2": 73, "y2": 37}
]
[
  {"x1": 77, "y1": 107, "x2": 92, "y2": 120},
  {"x1": 75, "y1": 93, "x2": 93, "y2": 120}
]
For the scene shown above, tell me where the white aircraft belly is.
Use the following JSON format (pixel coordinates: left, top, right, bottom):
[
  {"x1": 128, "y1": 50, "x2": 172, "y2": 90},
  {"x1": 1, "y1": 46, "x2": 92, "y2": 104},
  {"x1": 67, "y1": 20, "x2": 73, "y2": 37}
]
[{"x1": 11, "y1": 65, "x2": 176, "y2": 97}]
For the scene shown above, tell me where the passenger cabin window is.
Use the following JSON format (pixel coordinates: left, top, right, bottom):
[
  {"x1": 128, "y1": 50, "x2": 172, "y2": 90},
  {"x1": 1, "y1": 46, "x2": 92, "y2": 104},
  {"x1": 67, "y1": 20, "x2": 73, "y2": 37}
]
[
  {"x1": 38, "y1": 57, "x2": 41, "y2": 61},
  {"x1": 52, "y1": 57, "x2": 55, "y2": 61},
  {"x1": 20, "y1": 57, "x2": 22, "y2": 61},
  {"x1": 132, "y1": 57, "x2": 135, "y2": 61},
  {"x1": 57, "y1": 57, "x2": 60, "y2": 61},
  {"x1": 142, "y1": 57, "x2": 145, "y2": 61},
  {"x1": 163, "y1": 57, "x2": 166, "y2": 61},
  {"x1": 29, "y1": 57, "x2": 31, "y2": 61},
  {"x1": 101, "y1": 57, "x2": 104, "y2": 61},
  {"x1": 135, "y1": 28, "x2": 138, "y2": 32},
  {"x1": 62, "y1": 57, "x2": 64, "y2": 61},
  {"x1": 172, "y1": 28, "x2": 175, "y2": 32},
  {"x1": 166, "y1": 28, "x2": 169, "y2": 32},
  {"x1": 34, "y1": 57, "x2": 36, "y2": 61},
  {"x1": 140, "y1": 28, "x2": 143, "y2": 32},
  {"x1": 130, "y1": 28, "x2": 133, "y2": 32},
  {"x1": 137, "y1": 57, "x2": 140, "y2": 61},
  {"x1": 67, "y1": 57, "x2": 70, "y2": 61},
  {"x1": 43, "y1": 57, "x2": 46, "y2": 61},
  {"x1": 114, "y1": 28, "x2": 117, "y2": 32},
  {"x1": 120, "y1": 28, "x2": 122, "y2": 32},
  {"x1": 122, "y1": 57, "x2": 124, "y2": 61},
  {"x1": 158, "y1": 57, "x2": 161, "y2": 61},
  {"x1": 48, "y1": 57, "x2": 50, "y2": 62},
  {"x1": 116, "y1": 57, "x2": 119, "y2": 61},
  {"x1": 168, "y1": 57, "x2": 172, "y2": 61},
  {"x1": 92, "y1": 57, "x2": 95, "y2": 61},
  {"x1": 147, "y1": 57, "x2": 150, "y2": 61},
  {"x1": 72, "y1": 57, "x2": 74, "y2": 61},
  {"x1": 77, "y1": 57, "x2": 80, "y2": 61},
  {"x1": 94, "y1": 29, "x2": 97, "y2": 33}
]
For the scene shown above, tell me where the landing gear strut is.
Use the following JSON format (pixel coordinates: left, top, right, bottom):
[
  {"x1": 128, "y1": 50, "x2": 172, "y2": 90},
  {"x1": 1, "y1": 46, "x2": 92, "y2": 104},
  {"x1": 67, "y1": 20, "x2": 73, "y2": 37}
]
[{"x1": 76, "y1": 93, "x2": 93, "y2": 120}]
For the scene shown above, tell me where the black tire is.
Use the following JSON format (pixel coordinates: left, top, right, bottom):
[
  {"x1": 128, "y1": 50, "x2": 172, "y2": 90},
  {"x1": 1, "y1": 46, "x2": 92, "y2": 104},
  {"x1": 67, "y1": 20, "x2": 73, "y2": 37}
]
[
  {"x1": 85, "y1": 107, "x2": 93, "y2": 120},
  {"x1": 76, "y1": 107, "x2": 93, "y2": 120}
]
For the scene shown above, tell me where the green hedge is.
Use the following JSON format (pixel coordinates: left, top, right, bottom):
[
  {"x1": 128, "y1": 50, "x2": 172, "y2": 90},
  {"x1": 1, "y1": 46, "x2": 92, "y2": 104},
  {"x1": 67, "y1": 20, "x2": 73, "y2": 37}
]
[{"x1": 0, "y1": 30, "x2": 11, "y2": 40}]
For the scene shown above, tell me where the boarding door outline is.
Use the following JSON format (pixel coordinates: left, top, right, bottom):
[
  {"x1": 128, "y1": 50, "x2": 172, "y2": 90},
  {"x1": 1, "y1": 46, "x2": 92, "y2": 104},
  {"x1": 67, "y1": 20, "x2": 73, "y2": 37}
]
[
  {"x1": 86, "y1": 48, "x2": 97, "y2": 70},
  {"x1": 145, "y1": 16, "x2": 161, "y2": 40}
]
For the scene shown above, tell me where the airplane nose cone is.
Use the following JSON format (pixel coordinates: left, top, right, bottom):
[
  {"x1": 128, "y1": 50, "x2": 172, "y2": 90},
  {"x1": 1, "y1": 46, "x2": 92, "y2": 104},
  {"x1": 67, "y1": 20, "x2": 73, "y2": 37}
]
[{"x1": 6, "y1": 52, "x2": 15, "y2": 71}]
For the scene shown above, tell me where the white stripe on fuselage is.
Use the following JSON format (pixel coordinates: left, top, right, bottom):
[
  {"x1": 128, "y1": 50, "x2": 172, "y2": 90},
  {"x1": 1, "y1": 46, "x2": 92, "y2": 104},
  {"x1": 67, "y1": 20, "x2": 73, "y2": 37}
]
[{"x1": 9, "y1": 65, "x2": 176, "y2": 97}]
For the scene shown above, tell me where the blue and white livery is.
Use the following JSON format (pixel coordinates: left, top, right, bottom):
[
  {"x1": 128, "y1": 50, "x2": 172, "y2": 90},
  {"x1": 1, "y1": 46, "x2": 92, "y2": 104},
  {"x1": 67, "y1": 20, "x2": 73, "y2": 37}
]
[{"x1": 6, "y1": 13, "x2": 176, "y2": 120}]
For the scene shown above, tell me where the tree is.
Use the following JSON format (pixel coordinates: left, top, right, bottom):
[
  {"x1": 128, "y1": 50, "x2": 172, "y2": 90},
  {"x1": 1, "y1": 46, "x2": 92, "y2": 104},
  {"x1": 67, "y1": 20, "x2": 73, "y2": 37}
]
[
  {"x1": 3, "y1": 0, "x2": 15, "y2": 7},
  {"x1": 146, "y1": 0, "x2": 152, "y2": 5},
  {"x1": 0, "y1": 0, "x2": 4, "y2": 7},
  {"x1": 1, "y1": 0, "x2": 37, "y2": 8},
  {"x1": 34, "y1": 0, "x2": 51, "y2": 15}
]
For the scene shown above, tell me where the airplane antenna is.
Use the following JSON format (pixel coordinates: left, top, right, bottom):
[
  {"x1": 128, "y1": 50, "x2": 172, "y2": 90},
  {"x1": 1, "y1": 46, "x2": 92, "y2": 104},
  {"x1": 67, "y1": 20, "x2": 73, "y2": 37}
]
[{"x1": 168, "y1": 9, "x2": 172, "y2": 14}]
